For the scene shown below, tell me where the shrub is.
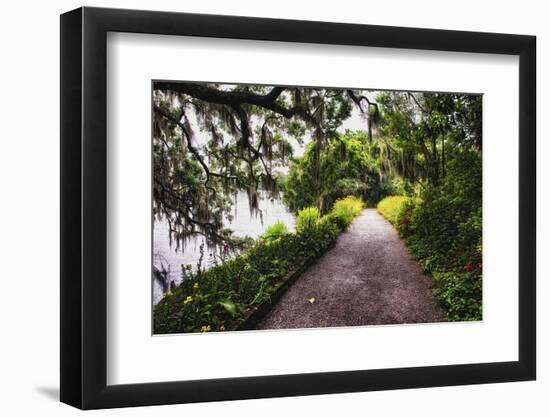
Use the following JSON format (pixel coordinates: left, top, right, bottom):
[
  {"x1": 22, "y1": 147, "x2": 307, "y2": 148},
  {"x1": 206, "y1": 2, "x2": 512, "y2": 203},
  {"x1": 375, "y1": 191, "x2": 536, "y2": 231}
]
[
  {"x1": 261, "y1": 221, "x2": 289, "y2": 242},
  {"x1": 408, "y1": 151, "x2": 481, "y2": 271},
  {"x1": 433, "y1": 271, "x2": 482, "y2": 321},
  {"x1": 154, "y1": 196, "x2": 364, "y2": 334},
  {"x1": 318, "y1": 215, "x2": 341, "y2": 240},
  {"x1": 381, "y1": 151, "x2": 483, "y2": 321},
  {"x1": 298, "y1": 196, "x2": 364, "y2": 253},
  {"x1": 396, "y1": 198, "x2": 417, "y2": 238},
  {"x1": 375, "y1": 151, "x2": 482, "y2": 322},
  {"x1": 377, "y1": 196, "x2": 410, "y2": 227},
  {"x1": 452, "y1": 206, "x2": 482, "y2": 268},
  {"x1": 154, "y1": 234, "x2": 304, "y2": 334},
  {"x1": 296, "y1": 207, "x2": 321, "y2": 233},
  {"x1": 331, "y1": 196, "x2": 364, "y2": 226}
]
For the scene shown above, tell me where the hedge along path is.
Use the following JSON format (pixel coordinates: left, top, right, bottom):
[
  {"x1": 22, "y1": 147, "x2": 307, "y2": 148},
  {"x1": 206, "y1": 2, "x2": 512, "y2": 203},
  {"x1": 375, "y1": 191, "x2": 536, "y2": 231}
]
[{"x1": 255, "y1": 208, "x2": 445, "y2": 329}]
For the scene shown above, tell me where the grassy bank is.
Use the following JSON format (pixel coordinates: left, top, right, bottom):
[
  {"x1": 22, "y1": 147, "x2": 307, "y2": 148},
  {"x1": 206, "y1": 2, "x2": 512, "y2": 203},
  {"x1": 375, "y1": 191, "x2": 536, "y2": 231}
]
[{"x1": 154, "y1": 196, "x2": 364, "y2": 334}]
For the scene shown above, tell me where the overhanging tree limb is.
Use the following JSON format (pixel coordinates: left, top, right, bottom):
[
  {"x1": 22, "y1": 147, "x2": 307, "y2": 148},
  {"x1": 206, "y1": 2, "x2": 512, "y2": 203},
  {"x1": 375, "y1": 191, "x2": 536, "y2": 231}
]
[
  {"x1": 156, "y1": 82, "x2": 320, "y2": 125},
  {"x1": 154, "y1": 105, "x2": 240, "y2": 188}
]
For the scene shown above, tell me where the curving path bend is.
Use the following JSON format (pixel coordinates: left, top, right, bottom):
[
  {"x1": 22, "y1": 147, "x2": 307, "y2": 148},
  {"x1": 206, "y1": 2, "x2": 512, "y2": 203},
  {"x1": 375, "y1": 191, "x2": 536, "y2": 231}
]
[{"x1": 256, "y1": 208, "x2": 445, "y2": 330}]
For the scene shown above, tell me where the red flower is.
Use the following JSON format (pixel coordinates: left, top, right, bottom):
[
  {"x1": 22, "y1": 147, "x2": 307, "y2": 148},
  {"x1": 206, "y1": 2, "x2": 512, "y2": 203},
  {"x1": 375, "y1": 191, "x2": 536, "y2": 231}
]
[{"x1": 465, "y1": 258, "x2": 482, "y2": 273}]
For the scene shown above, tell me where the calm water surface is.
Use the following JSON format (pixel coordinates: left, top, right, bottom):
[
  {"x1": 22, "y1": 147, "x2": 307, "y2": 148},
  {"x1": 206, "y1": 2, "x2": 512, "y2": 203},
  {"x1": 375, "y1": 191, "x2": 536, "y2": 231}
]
[{"x1": 153, "y1": 191, "x2": 295, "y2": 304}]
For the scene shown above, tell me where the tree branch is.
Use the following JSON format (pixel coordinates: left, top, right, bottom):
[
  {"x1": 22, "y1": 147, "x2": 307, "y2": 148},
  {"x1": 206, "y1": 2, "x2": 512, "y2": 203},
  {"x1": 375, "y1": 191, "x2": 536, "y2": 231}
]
[
  {"x1": 154, "y1": 105, "x2": 240, "y2": 188},
  {"x1": 407, "y1": 92, "x2": 428, "y2": 114},
  {"x1": 155, "y1": 82, "x2": 316, "y2": 123}
]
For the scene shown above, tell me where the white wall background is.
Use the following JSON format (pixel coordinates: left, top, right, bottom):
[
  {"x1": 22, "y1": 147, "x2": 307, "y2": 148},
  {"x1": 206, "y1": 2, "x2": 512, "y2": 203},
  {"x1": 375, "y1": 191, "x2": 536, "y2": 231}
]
[{"x1": 0, "y1": 0, "x2": 546, "y2": 415}]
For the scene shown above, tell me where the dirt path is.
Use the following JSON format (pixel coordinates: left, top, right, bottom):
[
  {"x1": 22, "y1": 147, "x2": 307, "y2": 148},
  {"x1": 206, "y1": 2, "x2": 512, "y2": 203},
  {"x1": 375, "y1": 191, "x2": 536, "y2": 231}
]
[{"x1": 256, "y1": 208, "x2": 445, "y2": 330}]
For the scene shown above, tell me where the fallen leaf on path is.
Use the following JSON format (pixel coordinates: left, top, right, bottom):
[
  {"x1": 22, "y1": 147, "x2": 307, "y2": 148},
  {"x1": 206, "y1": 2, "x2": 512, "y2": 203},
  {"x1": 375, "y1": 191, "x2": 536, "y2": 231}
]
[{"x1": 308, "y1": 297, "x2": 316, "y2": 304}]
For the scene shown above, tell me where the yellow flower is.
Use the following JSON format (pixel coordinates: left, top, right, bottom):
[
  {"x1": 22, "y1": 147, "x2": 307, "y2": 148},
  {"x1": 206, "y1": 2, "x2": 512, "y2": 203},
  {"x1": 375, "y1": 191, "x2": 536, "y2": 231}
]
[
  {"x1": 200, "y1": 325, "x2": 211, "y2": 333},
  {"x1": 193, "y1": 282, "x2": 199, "y2": 290},
  {"x1": 184, "y1": 296, "x2": 193, "y2": 305}
]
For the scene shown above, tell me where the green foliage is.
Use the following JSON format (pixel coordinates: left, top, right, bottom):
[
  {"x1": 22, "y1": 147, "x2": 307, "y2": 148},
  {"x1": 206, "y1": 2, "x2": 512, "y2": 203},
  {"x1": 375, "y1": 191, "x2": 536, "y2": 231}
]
[
  {"x1": 153, "y1": 85, "x2": 484, "y2": 328},
  {"x1": 218, "y1": 300, "x2": 238, "y2": 316},
  {"x1": 284, "y1": 131, "x2": 391, "y2": 213},
  {"x1": 377, "y1": 196, "x2": 410, "y2": 227},
  {"x1": 381, "y1": 150, "x2": 482, "y2": 321},
  {"x1": 261, "y1": 221, "x2": 289, "y2": 242},
  {"x1": 331, "y1": 196, "x2": 365, "y2": 227},
  {"x1": 296, "y1": 207, "x2": 321, "y2": 233},
  {"x1": 153, "y1": 84, "x2": 357, "y2": 248},
  {"x1": 395, "y1": 198, "x2": 417, "y2": 238},
  {"x1": 408, "y1": 150, "x2": 482, "y2": 271},
  {"x1": 389, "y1": 177, "x2": 412, "y2": 196},
  {"x1": 376, "y1": 92, "x2": 482, "y2": 186},
  {"x1": 433, "y1": 271, "x2": 482, "y2": 321},
  {"x1": 154, "y1": 196, "x2": 364, "y2": 334}
]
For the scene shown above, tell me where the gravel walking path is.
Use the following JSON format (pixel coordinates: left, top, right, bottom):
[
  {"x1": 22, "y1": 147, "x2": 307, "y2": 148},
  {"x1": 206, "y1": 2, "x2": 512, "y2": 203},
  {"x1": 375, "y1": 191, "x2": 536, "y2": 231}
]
[{"x1": 255, "y1": 208, "x2": 445, "y2": 329}]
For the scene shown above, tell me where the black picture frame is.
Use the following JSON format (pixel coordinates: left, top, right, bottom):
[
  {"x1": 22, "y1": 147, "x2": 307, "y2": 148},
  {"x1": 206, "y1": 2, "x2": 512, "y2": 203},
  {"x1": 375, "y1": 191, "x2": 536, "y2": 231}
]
[{"x1": 60, "y1": 6, "x2": 536, "y2": 410}]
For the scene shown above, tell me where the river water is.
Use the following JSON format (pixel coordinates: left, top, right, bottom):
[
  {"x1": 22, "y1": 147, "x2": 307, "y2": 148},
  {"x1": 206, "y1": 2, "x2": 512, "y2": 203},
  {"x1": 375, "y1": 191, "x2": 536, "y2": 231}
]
[{"x1": 153, "y1": 191, "x2": 296, "y2": 304}]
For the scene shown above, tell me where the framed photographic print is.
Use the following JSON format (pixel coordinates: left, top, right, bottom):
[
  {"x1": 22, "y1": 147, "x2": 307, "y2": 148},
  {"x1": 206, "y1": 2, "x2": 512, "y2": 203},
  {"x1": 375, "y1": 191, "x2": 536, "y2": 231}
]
[{"x1": 60, "y1": 6, "x2": 536, "y2": 409}]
